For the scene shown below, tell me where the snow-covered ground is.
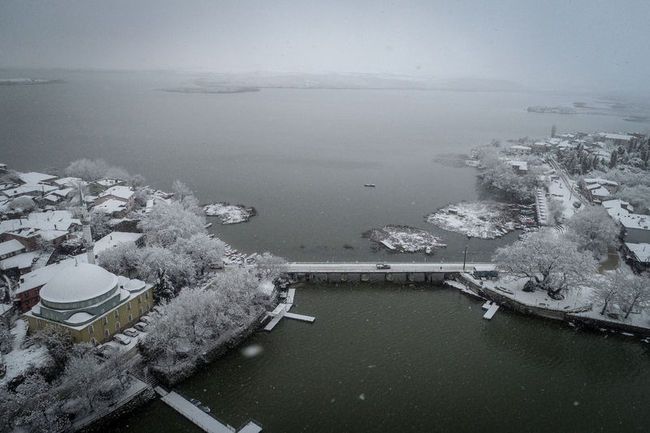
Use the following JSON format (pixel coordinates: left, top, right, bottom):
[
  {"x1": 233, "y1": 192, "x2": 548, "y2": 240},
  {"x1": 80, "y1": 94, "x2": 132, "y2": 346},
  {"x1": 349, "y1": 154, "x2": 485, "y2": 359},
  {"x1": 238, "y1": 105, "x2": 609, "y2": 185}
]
[
  {"x1": 365, "y1": 225, "x2": 446, "y2": 254},
  {"x1": 547, "y1": 176, "x2": 578, "y2": 219},
  {"x1": 1, "y1": 319, "x2": 49, "y2": 385},
  {"x1": 204, "y1": 202, "x2": 256, "y2": 224},
  {"x1": 426, "y1": 201, "x2": 528, "y2": 239},
  {"x1": 481, "y1": 275, "x2": 593, "y2": 312}
]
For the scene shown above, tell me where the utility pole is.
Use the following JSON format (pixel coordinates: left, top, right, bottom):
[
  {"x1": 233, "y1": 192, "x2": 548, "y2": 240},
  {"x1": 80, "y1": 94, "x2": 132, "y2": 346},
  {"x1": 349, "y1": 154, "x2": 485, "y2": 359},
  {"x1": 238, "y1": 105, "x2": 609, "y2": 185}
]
[{"x1": 462, "y1": 245, "x2": 468, "y2": 271}]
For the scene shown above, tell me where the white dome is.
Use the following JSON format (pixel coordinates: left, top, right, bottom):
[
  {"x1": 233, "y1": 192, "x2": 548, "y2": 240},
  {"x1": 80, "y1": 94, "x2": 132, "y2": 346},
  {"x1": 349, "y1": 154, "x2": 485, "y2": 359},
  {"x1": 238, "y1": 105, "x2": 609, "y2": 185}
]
[{"x1": 40, "y1": 263, "x2": 118, "y2": 305}]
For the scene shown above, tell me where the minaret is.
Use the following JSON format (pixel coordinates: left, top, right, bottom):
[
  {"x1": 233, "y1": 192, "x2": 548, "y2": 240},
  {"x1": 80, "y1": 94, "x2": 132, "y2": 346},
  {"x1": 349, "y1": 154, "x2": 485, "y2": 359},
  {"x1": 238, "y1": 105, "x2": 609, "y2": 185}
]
[{"x1": 78, "y1": 184, "x2": 95, "y2": 264}]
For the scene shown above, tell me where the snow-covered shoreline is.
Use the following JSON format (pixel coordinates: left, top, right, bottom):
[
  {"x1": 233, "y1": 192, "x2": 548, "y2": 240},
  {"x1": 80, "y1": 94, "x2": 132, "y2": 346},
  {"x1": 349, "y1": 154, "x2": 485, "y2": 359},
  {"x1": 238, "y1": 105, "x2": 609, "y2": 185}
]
[
  {"x1": 204, "y1": 202, "x2": 256, "y2": 224},
  {"x1": 426, "y1": 201, "x2": 530, "y2": 239}
]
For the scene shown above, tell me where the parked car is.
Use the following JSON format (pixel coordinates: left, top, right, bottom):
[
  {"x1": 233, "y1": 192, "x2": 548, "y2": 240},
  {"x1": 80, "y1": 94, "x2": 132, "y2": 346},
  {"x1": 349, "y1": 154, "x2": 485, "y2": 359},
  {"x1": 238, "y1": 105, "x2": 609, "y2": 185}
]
[
  {"x1": 140, "y1": 315, "x2": 152, "y2": 324},
  {"x1": 113, "y1": 334, "x2": 131, "y2": 345},
  {"x1": 123, "y1": 328, "x2": 139, "y2": 338},
  {"x1": 376, "y1": 263, "x2": 391, "y2": 270},
  {"x1": 134, "y1": 321, "x2": 148, "y2": 332},
  {"x1": 96, "y1": 344, "x2": 117, "y2": 359}
]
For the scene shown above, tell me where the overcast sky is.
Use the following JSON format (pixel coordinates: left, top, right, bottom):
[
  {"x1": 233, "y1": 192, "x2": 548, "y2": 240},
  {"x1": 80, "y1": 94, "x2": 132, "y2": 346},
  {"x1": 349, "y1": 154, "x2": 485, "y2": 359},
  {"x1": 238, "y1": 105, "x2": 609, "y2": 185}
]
[{"x1": 1, "y1": 0, "x2": 649, "y2": 92}]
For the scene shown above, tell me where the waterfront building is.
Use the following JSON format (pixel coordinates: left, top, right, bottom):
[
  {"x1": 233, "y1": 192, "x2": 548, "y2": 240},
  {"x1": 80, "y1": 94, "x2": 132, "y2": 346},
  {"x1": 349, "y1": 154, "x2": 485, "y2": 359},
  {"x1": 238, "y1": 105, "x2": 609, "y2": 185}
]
[{"x1": 25, "y1": 262, "x2": 153, "y2": 344}]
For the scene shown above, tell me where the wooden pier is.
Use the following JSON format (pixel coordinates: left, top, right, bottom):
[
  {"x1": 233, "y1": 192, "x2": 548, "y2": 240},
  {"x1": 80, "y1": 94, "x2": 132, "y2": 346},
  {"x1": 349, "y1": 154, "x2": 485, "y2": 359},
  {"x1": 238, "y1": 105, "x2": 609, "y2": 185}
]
[
  {"x1": 157, "y1": 388, "x2": 262, "y2": 433},
  {"x1": 263, "y1": 289, "x2": 315, "y2": 331}
]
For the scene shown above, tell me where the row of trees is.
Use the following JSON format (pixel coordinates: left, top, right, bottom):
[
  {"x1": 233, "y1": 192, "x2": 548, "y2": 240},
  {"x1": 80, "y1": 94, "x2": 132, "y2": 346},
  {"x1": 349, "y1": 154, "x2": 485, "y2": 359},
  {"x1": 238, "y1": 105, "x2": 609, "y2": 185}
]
[
  {"x1": 99, "y1": 182, "x2": 226, "y2": 300},
  {"x1": 139, "y1": 267, "x2": 273, "y2": 382}
]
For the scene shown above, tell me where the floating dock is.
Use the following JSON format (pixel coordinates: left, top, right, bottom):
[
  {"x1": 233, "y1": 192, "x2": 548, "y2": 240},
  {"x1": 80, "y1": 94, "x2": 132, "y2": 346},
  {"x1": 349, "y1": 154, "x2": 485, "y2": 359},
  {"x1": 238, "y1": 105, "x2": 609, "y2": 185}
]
[
  {"x1": 263, "y1": 289, "x2": 315, "y2": 331},
  {"x1": 263, "y1": 304, "x2": 287, "y2": 331},
  {"x1": 160, "y1": 391, "x2": 236, "y2": 433},
  {"x1": 482, "y1": 302, "x2": 500, "y2": 320},
  {"x1": 284, "y1": 312, "x2": 316, "y2": 323}
]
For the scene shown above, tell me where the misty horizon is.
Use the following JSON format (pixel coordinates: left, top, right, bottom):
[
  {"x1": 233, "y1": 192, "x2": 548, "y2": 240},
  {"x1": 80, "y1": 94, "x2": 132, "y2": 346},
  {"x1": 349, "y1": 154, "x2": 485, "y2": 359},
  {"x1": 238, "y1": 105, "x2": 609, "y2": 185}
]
[{"x1": 2, "y1": 0, "x2": 650, "y2": 95}]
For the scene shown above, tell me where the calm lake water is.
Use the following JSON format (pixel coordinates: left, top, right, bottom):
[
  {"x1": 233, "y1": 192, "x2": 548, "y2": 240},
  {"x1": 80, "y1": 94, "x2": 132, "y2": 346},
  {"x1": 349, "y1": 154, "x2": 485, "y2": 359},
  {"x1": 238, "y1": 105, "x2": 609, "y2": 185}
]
[
  {"x1": 1, "y1": 70, "x2": 648, "y2": 432},
  {"x1": 112, "y1": 284, "x2": 650, "y2": 433}
]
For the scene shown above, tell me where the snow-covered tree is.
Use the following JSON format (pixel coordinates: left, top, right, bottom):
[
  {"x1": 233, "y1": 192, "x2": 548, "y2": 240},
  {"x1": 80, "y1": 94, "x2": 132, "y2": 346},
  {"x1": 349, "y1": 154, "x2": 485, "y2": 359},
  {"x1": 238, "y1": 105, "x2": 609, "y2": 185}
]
[
  {"x1": 255, "y1": 252, "x2": 288, "y2": 281},
  {"x1": 14, "y1": 373, "x2": 70, "y2": 433},
  {"x1": 494, "y1": 229, "x2": 597, "y2": 299},
  {"x1": 547, "y1": 198, "x2": 564, "y2": 225},
  {"x1": 173, "y1": 233, "x2": 225, "y2": 276},
  {"x1": 33, "y1": 326, "x2": 74, "y2": 370},
  {"x1": 65, "y1": 158, "x2": 131, "y2": 182},
  {"x1": 64, "y1": 158, "x2": 110, "y2": 181},
  {"x1": 90, "y1": 210, "x2": 112, "y2": 241},
  {"x1": 591, "y1": 271, "x2": 622, "y2": 316},
  {"x1": 60, "y1": 349, "x2": 104, "y2": 412},
  {"x1": 138, "y1": 201, "x2": 205, "y2": 248},
  {"x1": 139, "y1": 267, "x2": 272, "y2": 381},
  {"x1": 97, "y1": 243, "x2": 141, "y2": 277},
  {"x1": 476, "y1": 150, "x2": 541, "y2": 203},
  {"x1": 616, "y1": 184, "x2": 650, "y2": 214},
  {"x1": 0, "y1": 324, "x2": 13, "y2": 354},
  {"x1": 137, "y1": 246, "x2": 194, "y2": 300},
  {"x1": 567, "y1": 206, "x2": 620, "y2": 258},
  {"x1": 171, "y1": 179, "x2": 202, "y2": 215},
  {"x1": 618, "y1": 272, "x2": 649, "y2": 319}
]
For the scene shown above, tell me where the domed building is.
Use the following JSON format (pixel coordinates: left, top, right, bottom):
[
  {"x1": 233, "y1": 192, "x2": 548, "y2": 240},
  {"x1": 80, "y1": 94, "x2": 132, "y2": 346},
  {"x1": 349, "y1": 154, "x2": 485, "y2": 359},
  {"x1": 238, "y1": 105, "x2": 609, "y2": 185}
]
[{"x1": 25, "y1": 262, "x2": 153, "y2": 344}]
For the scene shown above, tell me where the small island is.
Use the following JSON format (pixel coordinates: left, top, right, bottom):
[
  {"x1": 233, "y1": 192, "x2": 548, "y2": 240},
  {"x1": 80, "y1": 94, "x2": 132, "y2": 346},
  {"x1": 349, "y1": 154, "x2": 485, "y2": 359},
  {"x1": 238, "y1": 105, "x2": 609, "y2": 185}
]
[
  {"x1": 204, "y1": 202, "x2": 256, "y2": 224},
  {"x1": 426, "y1": 201, "x2": 529, "y2": 239},
  {"x1": 364, "y1": 224, "x2": 446, "y2": 254}
]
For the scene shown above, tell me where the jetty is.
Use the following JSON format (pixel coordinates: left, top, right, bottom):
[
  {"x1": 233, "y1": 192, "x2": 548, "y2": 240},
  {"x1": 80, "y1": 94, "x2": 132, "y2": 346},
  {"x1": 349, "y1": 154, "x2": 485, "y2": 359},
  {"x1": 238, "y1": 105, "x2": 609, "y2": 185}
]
[
  {"x1": 156, "y1": 387, "x2": 262, "y2": 433},
  {"x1": 482, "y1": 301, "x2": 500, "y2": 320},
  {"x1": 263, "y1": 288, "x2": 315, "y2": 331}
]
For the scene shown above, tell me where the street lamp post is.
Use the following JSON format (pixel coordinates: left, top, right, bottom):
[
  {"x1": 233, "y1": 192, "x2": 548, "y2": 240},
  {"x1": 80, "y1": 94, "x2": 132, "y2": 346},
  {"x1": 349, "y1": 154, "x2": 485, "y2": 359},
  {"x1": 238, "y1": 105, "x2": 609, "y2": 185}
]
[{"x1": 462, "y1": 245, "x2": 468, "y2": 271}]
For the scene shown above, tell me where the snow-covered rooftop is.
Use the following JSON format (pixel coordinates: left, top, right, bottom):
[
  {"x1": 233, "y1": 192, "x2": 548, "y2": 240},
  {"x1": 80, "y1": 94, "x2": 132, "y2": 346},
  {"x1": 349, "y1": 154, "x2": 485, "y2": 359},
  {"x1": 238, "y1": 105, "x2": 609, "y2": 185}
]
[
  {"x1": 0, "y1": 239, "x2": 25, "y2": 257},
  {"x1": 93, "y1": 198, "x2": 127, "y2": 214},
  {"x1": 94, "y1": 231, "x2": 143, "y2": 257},
  {"x1": 602, "y1": 199, "x2": 633, "y2": 213},
  {"x1": 53, "y1": 177, "x2": 83, "y2": 188},
  {"x1": 17, "y1": 171, "x2": 57, "y2": 185},
  {"x1": 590, "y1": 186, "x2": 610, "y2": 198},
  {"x1": 0, "y1": 211, "x2": 80, "y2": 242},
  {"x1": 0, "y1": 251, "x2": 39, "y2": 271},
  {"x1": 1, "y1": 183, "x2": 58, "y2": 198},
  {"x1": 99, "y1": 185, "x2": 134, "y2": 201},
  {"x1": 583, "y1": 177, "x2": 618, "y2": 186},
  {"x1": 620, "y1": 213, "x2": 650, "y2": 231},
  {"x1": 625, "y1": 243, "x2": 650, "y2": 263},
  {"x1": 599, "y1": 133, "x2": 634, "y2": 141}
]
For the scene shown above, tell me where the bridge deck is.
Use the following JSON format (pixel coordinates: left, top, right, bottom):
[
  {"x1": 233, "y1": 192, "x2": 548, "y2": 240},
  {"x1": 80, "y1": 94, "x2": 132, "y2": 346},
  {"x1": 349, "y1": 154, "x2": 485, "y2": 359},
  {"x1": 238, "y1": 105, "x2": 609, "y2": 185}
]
[{"x1": 285, "y1": 262, "x2": 494, "y2": 274}]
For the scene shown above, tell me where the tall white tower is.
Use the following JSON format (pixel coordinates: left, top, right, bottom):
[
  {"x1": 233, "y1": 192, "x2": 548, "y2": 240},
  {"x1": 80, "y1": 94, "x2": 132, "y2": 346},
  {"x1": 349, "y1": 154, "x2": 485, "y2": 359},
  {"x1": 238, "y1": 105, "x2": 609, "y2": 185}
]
[{"x1": 78, "y1": 184, "x2": 95, "y2": 265}]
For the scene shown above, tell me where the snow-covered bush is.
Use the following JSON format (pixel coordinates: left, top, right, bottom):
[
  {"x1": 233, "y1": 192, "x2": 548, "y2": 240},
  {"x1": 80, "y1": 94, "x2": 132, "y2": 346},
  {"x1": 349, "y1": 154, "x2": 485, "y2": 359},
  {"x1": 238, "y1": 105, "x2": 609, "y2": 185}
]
[{"x1": 567, "y1": 206, "x2": 620, "y2": 258}]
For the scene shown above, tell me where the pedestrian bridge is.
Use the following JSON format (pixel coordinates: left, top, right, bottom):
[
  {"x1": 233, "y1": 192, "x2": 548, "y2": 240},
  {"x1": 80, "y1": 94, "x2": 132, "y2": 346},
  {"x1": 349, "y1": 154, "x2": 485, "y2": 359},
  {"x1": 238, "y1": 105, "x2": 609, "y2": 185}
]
[{"x1": 285, "y1": 262, "x2": 496, "y2": 283}]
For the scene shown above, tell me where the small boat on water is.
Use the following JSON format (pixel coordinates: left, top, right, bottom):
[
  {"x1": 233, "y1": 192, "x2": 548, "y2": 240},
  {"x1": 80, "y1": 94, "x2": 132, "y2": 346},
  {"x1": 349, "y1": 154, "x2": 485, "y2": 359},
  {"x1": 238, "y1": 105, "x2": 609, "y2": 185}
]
[{"x1": 364, "y1": 183, "x2": 376, "y2": 187}]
